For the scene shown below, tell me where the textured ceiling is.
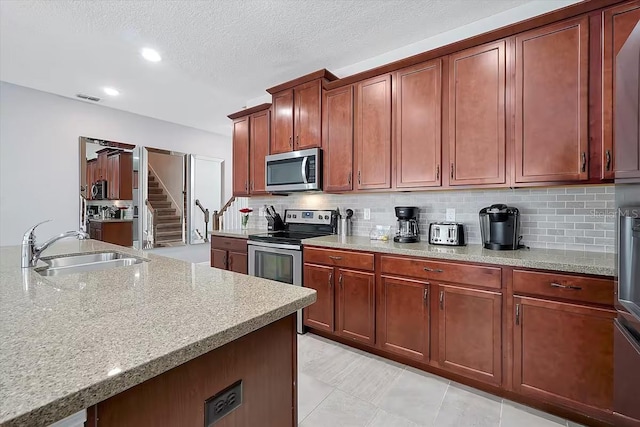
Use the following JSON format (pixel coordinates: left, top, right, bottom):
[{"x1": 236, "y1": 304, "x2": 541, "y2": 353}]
[{"x1": 0, "y1": 0, "x2": 535, "y2": 136}]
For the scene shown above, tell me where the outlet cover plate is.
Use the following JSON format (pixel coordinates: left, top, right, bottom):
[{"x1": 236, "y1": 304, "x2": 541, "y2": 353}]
[
  {"x1": 446, "y1": 208, "x2": 456, "y2": 222},
  {"x1": 364, "y1": 208, "x2": 371, "y2": 220}
]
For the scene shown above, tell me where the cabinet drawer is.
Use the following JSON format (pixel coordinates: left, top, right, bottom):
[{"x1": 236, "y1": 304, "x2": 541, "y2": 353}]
[
  {"x1": 304, "y1": 247, "x2": 374, "y2": 271},
  {"x1": 380, "y1": 255, "x2": 501, "y2": 289},
  {"x1": 211, "y1": 236, "x2": 247, "y2": 253},
  {"x1": 513, "y1": 270, "x2": 614, "y2": 306}
]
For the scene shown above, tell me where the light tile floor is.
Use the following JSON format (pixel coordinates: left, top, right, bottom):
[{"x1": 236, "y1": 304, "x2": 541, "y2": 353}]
[{"x1": 298, "y1": 333, "x2": 585, "y2": 427}]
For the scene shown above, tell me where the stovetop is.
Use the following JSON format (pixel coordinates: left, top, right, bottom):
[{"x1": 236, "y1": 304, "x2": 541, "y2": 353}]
[{"x1": 249, "y1": 230, "x2": 330, "y2": 246}]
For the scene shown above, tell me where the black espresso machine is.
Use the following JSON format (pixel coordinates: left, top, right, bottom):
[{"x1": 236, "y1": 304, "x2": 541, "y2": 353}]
[{"x1": 479, "y1": 204, "x2": 523, "y2": 250}]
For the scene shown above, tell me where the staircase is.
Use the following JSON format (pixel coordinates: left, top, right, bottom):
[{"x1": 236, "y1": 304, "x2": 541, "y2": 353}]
[{"x1": 148, "y1": 172, "x2": 183, "y2": 246}]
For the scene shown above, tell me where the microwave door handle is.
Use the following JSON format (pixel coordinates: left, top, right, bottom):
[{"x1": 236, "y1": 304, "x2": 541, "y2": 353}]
[{"x1": 301, "y1": 156, "x2": 309, "y2": 184}]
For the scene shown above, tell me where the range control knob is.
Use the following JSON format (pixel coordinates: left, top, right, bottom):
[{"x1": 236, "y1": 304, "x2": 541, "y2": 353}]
[{"x1": 324, "y1": 215, "x2": 329, "y2": 220}]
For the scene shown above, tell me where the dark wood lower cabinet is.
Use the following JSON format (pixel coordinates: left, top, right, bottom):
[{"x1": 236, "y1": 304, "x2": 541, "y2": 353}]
[
  {"x1": 94, "y1": 315, "x2": 297, "y2": 427},
  {"x1": 303, "y1": 263, "x2": 335, "y2": 332},
  {"x1": 513, "y1": 296, "x2": 615, "y2": 415},
  {"x1": 377, "y1": 276, "x2": 430, "y2": 362},
  {"x1": 210, "y1": 236, "x2": 248, "y2": 274},
  {"x1": 438, "y1": 284, "x2": 502, "y2": 385},
  {"x1": 614, "y1": 318, "x2": 640, "y2": 426},
  {"x1": 336, "y1": 268, "x2": 375, "y2": 345},
  {"x1": 89, "y1": 221, "x2": 133, "y2": 247}
]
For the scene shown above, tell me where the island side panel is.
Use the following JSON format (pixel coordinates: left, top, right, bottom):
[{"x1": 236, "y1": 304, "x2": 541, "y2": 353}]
[{"x1": 93, "y1": 314, "x2": 297, "y2": 427}]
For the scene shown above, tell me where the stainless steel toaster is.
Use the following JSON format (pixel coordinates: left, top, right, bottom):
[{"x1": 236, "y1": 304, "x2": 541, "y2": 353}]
[{"x1": 429, "y1": 222, "x2": 466, "y2": 246}]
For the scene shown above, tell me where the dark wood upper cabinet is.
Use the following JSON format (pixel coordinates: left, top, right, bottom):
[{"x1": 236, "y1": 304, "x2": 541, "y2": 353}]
[
  {"x1": 395, "y1": 60, "x2": 442, "y2": 188},
  {"x1": 377, "y1": 275, "x2": 430, "y2": 362},
  {"x1": 271, "y1": 89, "x2": 294, "y2": 154},
  {"x1": 514, "y1": 17, "x2": 590, "y2": 183},
  {"x1": 303, "y1": 263, "x2": 335, "y2": 332},
  {"x1": 336, "y1": 268, "x2": 375, "y2": 345},
  {"x1": 323, "y1": 85, "x2": 354, "y2": 192},
  {"x1": 438, "y1": 284, "x2": 502, "y2": 385},
  {"x1": 106, "y1": 151, "x2": 132, "y2": 200},
  {"x1": 603, "y1": 2, "x2": 640, "y2": 180},
  {"x1": 295, "y1": 80, "x2": 323, "y2": 150},
  {"x1": 355, "y1": 74, "x2": 392, "y2": 190},
  {"x1": 613, "y1": 9, "x2": 640, "y2": 181},
  {"x1": 513, "y1": 296, "x2": 615, "y2": 414},
  {"x1": 250, "y1": 109, "x2": 270, "y2": 194},
  {"x1": 232, "y1": 116, "x2": 250, "y2": 196},
  {"x1": 449, "y1": 41, "x2": 506, "y2": 186}
]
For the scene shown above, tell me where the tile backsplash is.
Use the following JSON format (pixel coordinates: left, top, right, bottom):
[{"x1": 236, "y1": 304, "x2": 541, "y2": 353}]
[{"x1": 246, "y1": 185, "x2": 616, "y2": 253}]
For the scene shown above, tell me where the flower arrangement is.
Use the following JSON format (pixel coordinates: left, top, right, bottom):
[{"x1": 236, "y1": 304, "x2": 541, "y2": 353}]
[{"x1": 239, "y1": 208, "x2": 253, "y2": 229}]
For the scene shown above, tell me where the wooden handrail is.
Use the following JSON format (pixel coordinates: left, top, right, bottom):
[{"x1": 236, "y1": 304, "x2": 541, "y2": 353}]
[{"x1": 212, "y1": 196, "x2": 236, "y2": 231}]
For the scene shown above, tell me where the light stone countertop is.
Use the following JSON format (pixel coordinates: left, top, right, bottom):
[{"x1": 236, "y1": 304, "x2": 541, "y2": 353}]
[
  {"x1": 209, "y1": 228, "x2": 268, "y2": 239},
  {"x1": 0, "y1": 240, "x2": 315, "y2": 426},
  {"x1": 302, "y1": 235, "x2": 615, "y2": 277}
]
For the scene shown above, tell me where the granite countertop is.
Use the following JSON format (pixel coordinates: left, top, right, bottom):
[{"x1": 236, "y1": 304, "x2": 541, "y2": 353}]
[
  {"x1": 209, "y1": 228, "x2": 267, "y2": 239},
  {"x1": 87, "y1": 218, "x2": 133, "y2": 223},
  {"x1": 302, "y1": 235, "x2": 615, "y2": 277},
  {"x1": 0, "y1": 240, "x2": 315, "y2": 426}
]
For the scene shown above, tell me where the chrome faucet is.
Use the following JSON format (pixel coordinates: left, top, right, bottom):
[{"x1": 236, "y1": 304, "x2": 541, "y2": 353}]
[{"x1": 21, "y1": 220, "x2": 90, "y2": 268}]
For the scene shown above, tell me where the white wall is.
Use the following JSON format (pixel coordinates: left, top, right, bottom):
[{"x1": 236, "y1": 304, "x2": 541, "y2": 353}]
[{"x1": 0, "y1": 82, "x2": 231, "y2": 246}]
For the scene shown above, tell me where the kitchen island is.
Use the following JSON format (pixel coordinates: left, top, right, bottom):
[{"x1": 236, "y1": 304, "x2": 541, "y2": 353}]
[{"x1": 0, "y1": 240, "x2": 315, "y2": 426}]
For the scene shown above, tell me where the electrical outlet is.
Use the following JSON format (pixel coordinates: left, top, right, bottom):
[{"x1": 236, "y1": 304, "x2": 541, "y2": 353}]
[
  {"x1": 258, "y1": 206, "x2": 265, "y2": 217},
  {"x1": 205, "y1": 380, "x2": 242, "y2": 425},
  {"x1": 446, "y1": 208, "x2": 456, "y2": 222},
  {"x1": 363, "y1": 208, "x2": 371, "y2": 220}
]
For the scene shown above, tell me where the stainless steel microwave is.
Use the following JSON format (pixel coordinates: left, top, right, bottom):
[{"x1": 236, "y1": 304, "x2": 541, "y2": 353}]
[{"x1": 265, "y1": 148, "x2": 322, "y2": 193}]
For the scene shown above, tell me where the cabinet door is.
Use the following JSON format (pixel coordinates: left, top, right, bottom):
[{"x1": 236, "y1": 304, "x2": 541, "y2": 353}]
[
  {"x1": 355, "y1": 74, "x2": 392, "y2": 189},
  {"x1": 513, "y1": 296, "x2": 615, "y2": 413},
  {"x1": 395, "y1": 59, "x2": 442, "y2": 188},
  {"x1": 323, "y1": 86, "x2": 354, "y2": 192},
  {"x1": 337, "y1": 269, "x2": 375, "y2": 345},
  {"x1": 378, "y1": 276, "x2": 430, "y2": 362},
  {"x1": 250, "y1": 109, "x2": 270, "y2": 194},
  {"x1": 303, "y1": 263, "x2": 335, "y2": 332},
  {"x1": 438, "y1": 284, "x2": 502, "y2": 385},
  {"x1": 232, "y1": 116, "x2": 250, "y2": 196},
  {"x1": 108, "y1": 155, "x2": 118, "y2": 199},
  {"x1": 515, "y1": 17, "x2": 589, "y2": 183},
  {"x1": 613, "y1": 8, "x2": 640, "y2": 181},
  {"x1": 603, "y1": 3, "x2": 640, "y2": 179},
  {"x1": 211, "y1": 248, "x2": 227, "y2": 269},
  {"x1": 294, "y1": 80, "x2": 322, "y2": 150},
  {"x1": 118, "y1": 153, "x2": 133, "y2": 200},
  {"x1": 228, "y1": 251, "x2": 247, "y2": 275},
  {"x1": 449, "y1": 41, "x2": 506, "y2": 186},
  {"x1": 271, "y1": 89, "x2": 294, "y2": 154}
]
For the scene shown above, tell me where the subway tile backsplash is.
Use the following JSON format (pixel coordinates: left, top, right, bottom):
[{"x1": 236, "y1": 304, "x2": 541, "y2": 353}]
[{"x1": 247, "y1": 185, "x2": 616, "y2": 253}]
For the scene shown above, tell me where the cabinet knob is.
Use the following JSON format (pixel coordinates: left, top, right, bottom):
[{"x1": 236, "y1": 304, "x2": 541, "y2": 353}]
[
  {"x1": 296, "y1": 135, "x2": 299, "y2": 146},
  {"x1": 289, "y1": 136, "x2": 293, "y2": 148},
  {"x1": 357, "y1": 171, "x2": 361, "y2": 185}
]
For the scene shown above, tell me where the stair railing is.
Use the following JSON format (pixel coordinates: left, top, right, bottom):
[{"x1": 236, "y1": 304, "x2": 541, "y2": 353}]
[
  {"x1": 194, "y1": 199, "x2": 210, "y2": 242},
  {"x1": 144, "y1": 199, "x2": 155, "y2": 249},
  {"x1": 214, "y1": 196, "x2": 236, "y2": 231}
]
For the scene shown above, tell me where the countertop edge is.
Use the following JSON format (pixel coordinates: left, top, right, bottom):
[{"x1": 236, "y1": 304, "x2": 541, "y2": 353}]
[
  {"x1": 2, "y1": 293, "x2": 316, "y2": 427},
  {"x1": 301, "y1": 239, "x2": 615, "y2": 277}
]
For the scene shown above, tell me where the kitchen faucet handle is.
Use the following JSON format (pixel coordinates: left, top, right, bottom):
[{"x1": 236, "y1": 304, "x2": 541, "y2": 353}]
[{"x1": 22, "y1": 220, "x2": 52, "y2": 242}]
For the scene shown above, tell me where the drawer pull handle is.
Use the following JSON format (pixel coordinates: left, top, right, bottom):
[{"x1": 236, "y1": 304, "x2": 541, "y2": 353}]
[
  {"x1": 423, "y1": 267, "x2": 443, "y2": 273},
  {"x1": 439, "y1": 290, "x2": 444, "y2": 310},
  {"x1": 550, "y1": 282, "x2": 582, "y2": 290},
  {"x1": 329, "y1": 256, "x2": 343, "y2": 260}
]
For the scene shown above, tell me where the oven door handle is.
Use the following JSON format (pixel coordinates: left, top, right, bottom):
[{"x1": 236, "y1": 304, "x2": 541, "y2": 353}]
[
  {"x1": 301, "y1": 156, "x2": 309, "y2": 184},
  {"x1": 248, "y1": 240, "x2": 301, "y2": 251}
]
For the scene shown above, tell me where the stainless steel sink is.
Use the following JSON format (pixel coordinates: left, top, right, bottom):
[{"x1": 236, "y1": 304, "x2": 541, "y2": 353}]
[{"x1": 35, "y1": 251, "x2": 148, "y2": 277}]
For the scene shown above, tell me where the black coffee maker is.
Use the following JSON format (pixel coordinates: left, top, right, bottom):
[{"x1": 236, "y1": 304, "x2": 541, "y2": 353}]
[
  {"x1": 394, "y1": 206, "x2": 420, "y2": 243},
  {"x1": 479, "y1": 204, "x2": 522, "y2": 250}
]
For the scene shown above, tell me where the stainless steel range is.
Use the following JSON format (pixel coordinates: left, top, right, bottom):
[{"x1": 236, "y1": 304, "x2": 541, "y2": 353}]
[{"x1": 248, "y1": 209, "x2": 336, "y2": 334}]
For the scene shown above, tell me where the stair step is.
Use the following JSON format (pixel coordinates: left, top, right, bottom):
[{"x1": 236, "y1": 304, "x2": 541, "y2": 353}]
[
  {"x1": 156, "y1": 231, "x2": 183, "y2": 239},
  {"x1": 155, "y1": 208, "x2": 177, "y2": 215},
  {"x1": 156, "y1": 223, "x2": 182, "y2": 231},
  {"x1": 148, "y1": 175, "x2": 155, "y2": 182},
  {"x1": 148, "y1": 187, "x2": 163, "y2": 194},
  {"x1": 148, "y1": 181, "x2": 159, "y2": 188},
  {"x1": 155, "y1": 215, "x2": 181, "y2": 223},
  {"x1": 150, "y1": 201, "x2": 171, "y2": 208},
  {"x1": 148, "y1": 195, "x2": 168, "y2": 201}
]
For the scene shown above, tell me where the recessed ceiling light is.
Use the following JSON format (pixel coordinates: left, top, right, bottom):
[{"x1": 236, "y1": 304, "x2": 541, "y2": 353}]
[
  {"x1": 103, "y1": 87, "x2": 120, "y2": 96},
  {"x1": 141, "y1": 48, "x2": 161, "y2": 62}
]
